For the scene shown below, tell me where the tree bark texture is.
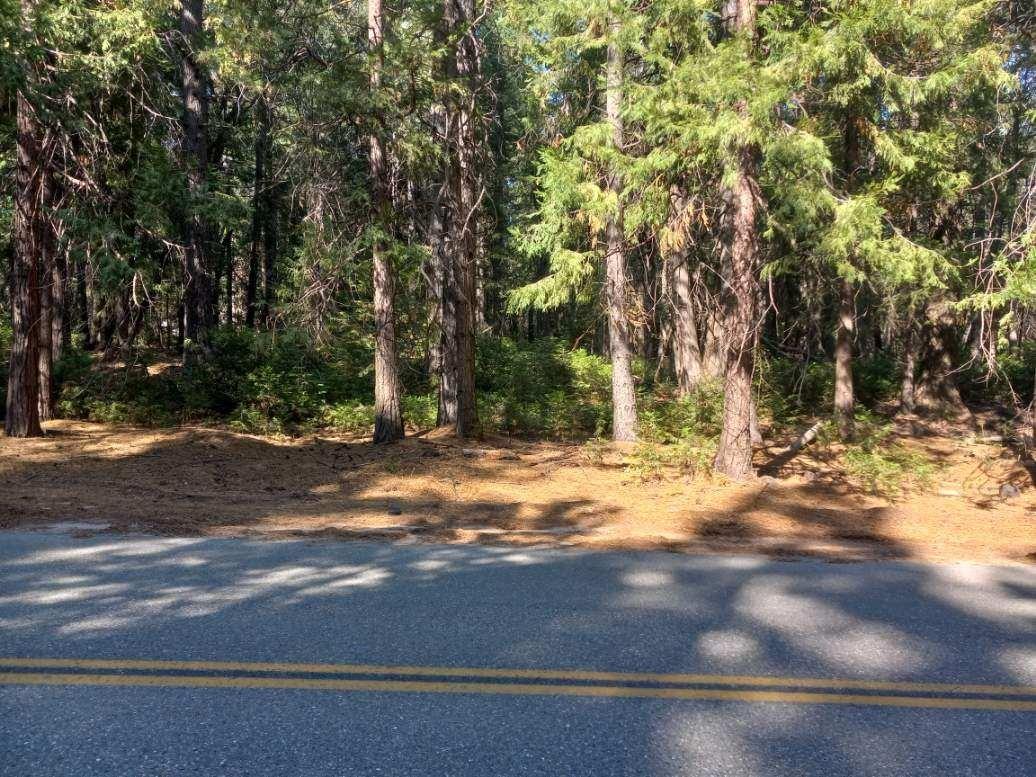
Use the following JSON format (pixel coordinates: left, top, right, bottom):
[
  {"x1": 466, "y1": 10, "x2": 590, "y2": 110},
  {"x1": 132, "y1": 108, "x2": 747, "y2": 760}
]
[
  {"x1": 370, "y1": 0, "x2": 404, "y2": 443},
  {"x1": 435, "y1": 0, "x2": 479, "y2": 438},
  {"x1": 6, "y1": 88, "x2": 45, "y2": 437},
  {"x1": 833, "y1": 278, "x2": 855, "y2": 439},
  {"x1": 180, "y1": 0, "x2": 214, "y2": 353},
  {"x1": 713, "y1": 0, "x2": 760, "y2": 480},
  {"x1": 605, "y1": 16, "x2": 638, "y2": 442}
]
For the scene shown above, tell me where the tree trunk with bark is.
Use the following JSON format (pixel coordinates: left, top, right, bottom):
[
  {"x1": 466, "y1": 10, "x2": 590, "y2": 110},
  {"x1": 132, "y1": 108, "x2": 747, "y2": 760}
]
[
  {"x1": 670, "y1": 252, "x2": 703, "y2": 395},
  {"x1": 435, "y1": 0, "x2": 479, "y2": 438},
  {"x1": 245, "y1": 94, "x2": 269, "y2": 328},
  {"x1": 713, "y1": 0, "x2": 760, "y2": 480},
  {"x1": 6, "y1": 87, "x2": 45, "y2": 437},
  {"x1": 900, "y1": 323, "x2": 917, "y2": 412},
  {"x1": 914, "y1": 298, "x2": 970, "y2": 419},
  {"x1": 604, "y1": 15, "x2": 638, "y2": 442},
  {"x1": 370, "y1": 0, "x2": 404, "y2": 443},
  {"x1": 223, "y1": 230, "x2": 234, "y2": 325},
  {"x1": 833, "y1": 278, "x2": 855, "y2": 438},
  {"x1": 179, "y1": 0, "x2": 214, "y2": 354}
]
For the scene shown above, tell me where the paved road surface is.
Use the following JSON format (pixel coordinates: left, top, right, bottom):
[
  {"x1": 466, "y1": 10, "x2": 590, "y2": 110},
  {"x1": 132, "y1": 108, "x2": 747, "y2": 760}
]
[{"x1": 1, "y1": 530, "x2": 1034, "y2": 776}]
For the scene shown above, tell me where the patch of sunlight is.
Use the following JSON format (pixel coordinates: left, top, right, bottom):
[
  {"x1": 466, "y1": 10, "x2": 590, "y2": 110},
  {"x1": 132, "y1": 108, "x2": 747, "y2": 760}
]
[
  {"x1": 735, "y1": 576, "x2": 926, "y2": 674},
  {"x1": 696, "y1": 629, "x2": 761, "y2": 662},
  {"x1": 60, "y1": 614, "x2": 141, "y2": 634},
  {"x1": 923, "y1": 565, "x2": 1036, "y2": 627},
  {"x1": 658, "y1": 703, "x2": 806, "y2": 774},
  {"x1": 298, "y1": 567, "x2": 392, "y2": 594},
  {"x1": 311, "y1": 483, "x2": 340, "y2": 495},
  {"x1": 0, "y1": 583, "x2": 129, "y2": 606},
  {"x1": 621, "y1": 569, "x2": 674, "y2": 588},
  {"x1": 48, "y1": 575, "x2": 96, "y2": 585},
  {"x1": 410, "y1": 559, "x2": 453, "y2": 572},
  {"x1": 155, "y1": 555, "x2": 209, "y2": 567},
  {"x1": 998, "y1": 647, "x2": 1036, "y2": 684},
  {"x1": 15, "y1": 539, "x2": 203, "y2": 565},
  {"x1": 495, "y1": 552, "x2": 546, "y2": 566}
]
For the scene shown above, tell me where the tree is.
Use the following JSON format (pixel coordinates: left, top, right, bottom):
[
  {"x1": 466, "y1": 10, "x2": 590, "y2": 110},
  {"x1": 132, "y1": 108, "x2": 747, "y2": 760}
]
[
  {"x1": 436, "y1": 0, "x2": 482, "y2": 438},
  {"x1": 712, "y1": 0, "x2": 763, "y2": 481},
  {"x1": 603, "y1": 12, "x2": 638, "y2": 442},
  {"x1": 370, "y1": 0, "x2": 404, "y2": 442},
  {"x1": 5, "y1": 0, "x2": 50, "y2": 438},
  {"x1": 179, "y1": 0, "x2": 214, "y2": 355}
]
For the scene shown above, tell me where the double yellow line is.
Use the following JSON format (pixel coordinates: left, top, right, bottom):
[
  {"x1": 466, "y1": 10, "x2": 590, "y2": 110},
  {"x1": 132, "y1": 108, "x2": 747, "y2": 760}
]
[{"x1": 2, "y1": 658, "x2": 1035, "y2": 711}]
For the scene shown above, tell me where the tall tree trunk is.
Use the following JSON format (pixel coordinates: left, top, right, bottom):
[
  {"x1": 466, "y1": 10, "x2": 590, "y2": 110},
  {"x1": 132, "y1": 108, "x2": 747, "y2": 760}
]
[
  {"x1": 179, "y1": 0, "x2": 214, "y2": 354},
  {"x1": 834, "y1": 113, "x2": 863, "y2": 439},
  {"x1": 37, "y1": 220, "x2": 53, "y2": 420},
  {"x1": 833, "y1": 278, "x2": 855, "y2": 439},
  {"x1": 6, "y1": 86, "x2": 44, "y2": 437},
  {"x1": 713, "y1": 0, "x2": 760, "y2": 480},
  {"x1": 670, "y1": 253, "x2": 703, "y2": 395},
  {"x1": 49, "y1": 179, "x2": 67, "y2": 364},
  {"x1": 76, "y1": 252, "x2": 93, "y2": 350},
  {"x1": 436, "y1": 0, "x2": 479, "y2": 437},
  {"x1": 604, "y1": 15, "x2": 637, "y2": 442},
  {"x1": 223, "y1": 230, "x2": 233, "y2": 326},
  {"x1": 702, "y1": 307, "x2": 726, "y2": 380},
  {"x1": 245, "y1": 94, "x2": 269, "y2": 328},
  {"x1": 370, "y1": 0, "x2": 404, "y2": 443},
  {"x1": 260, "y1": 179, "x2": 279, "y2": 326},
  {"x1": 900, "y1": 323, "x2": 917, "y2": 412}
]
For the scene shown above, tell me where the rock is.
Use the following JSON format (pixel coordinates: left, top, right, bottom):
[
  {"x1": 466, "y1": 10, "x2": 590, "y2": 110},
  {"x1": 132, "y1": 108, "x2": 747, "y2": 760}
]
[
  {"x1": 387, "y1": 504, "x2": 403, "y2": 516},
  {"x1": 999, "y1": 483, "x2": 1021, "y2": 500},
  {"x1": 801, "y1": 471, "x2": 817, "y2": 483},
  {"x1": 937, "y1": 488, "x2": 962, "y2": 497}
]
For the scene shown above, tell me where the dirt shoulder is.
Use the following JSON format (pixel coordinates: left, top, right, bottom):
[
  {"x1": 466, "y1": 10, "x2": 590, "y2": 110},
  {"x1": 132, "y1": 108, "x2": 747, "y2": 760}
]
[{"x1": 1, "y1": 420, "x2": 1033, "y2": 564}]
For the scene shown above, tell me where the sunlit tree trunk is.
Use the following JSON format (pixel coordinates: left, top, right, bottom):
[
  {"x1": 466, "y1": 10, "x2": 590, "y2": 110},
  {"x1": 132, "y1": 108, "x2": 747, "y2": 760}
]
[
  {"x1": 605, "y1": 14, "x2": 638, "y2": 442},
  {"x1": 370, "y1": 0, "x2": 404, "y2": 443},
  {"x1": 833, "y1": 278, "x2": 855, "y2": 438}
]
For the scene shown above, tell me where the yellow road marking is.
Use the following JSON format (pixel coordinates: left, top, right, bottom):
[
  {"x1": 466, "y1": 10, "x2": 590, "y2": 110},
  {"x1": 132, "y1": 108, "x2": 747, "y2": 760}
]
[
  {"x1": 1, "y1": 657, "x2": 1033, "y2": 698},
  {"x1": 1, "y1": 671, "x2": 1035, "y2": 711}
]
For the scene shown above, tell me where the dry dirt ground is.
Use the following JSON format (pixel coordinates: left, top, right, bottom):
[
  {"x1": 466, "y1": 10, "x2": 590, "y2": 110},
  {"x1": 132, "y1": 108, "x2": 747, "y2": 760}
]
[{"x1": 1, "y1": 419, "x2": 1033, "y2": 564}]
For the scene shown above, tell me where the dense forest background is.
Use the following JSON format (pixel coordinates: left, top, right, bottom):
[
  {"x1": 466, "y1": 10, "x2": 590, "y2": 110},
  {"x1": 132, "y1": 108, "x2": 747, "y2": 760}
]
[{"x1": 1, "y1": 0, "x2": 1034, "y2": 482}]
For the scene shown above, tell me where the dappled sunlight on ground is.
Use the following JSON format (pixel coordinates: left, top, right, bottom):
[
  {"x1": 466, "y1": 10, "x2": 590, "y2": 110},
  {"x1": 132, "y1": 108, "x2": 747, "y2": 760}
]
[{"x1": 1, "y1": 420, "x2": 1033, "y2": 563}]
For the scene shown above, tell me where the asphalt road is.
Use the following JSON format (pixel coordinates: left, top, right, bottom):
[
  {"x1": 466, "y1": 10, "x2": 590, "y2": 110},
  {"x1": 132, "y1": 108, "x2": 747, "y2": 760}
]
[{"x1": 1, "y1": 530, "x2": 1034, "y2": 776}]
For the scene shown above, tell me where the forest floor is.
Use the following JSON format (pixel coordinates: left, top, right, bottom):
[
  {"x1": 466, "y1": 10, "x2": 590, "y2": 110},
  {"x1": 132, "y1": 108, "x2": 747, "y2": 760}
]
[{"x1": 1, "y1": 417, "x2": 1033, "y2": 564}]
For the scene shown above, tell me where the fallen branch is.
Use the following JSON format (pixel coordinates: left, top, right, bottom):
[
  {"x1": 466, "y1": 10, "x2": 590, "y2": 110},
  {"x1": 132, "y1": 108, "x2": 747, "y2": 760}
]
[{"x1": 788, "y1": 421, "x2": 824, "y2": 454}]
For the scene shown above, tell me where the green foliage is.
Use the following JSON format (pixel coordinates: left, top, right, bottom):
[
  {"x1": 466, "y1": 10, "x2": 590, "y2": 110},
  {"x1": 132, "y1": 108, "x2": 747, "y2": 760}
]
[
  {"x1": 835, "y1": 412, "x2": 937, "y2": 496},
  {"x1": 760, "y1": 355, "x2": 901, "y2": 424},
  {"x1": 637, "y1": 383, "x2": 724, "y2": 443},
  {"x1": 476, "y1": 337, "x2": 612, "y2": 437},
  {"x1": 624, "y1": 437, "x2": 718, "y2": 482},
  {"x1": 57, "y1": 329, "x2": 352, "y2": 431}
]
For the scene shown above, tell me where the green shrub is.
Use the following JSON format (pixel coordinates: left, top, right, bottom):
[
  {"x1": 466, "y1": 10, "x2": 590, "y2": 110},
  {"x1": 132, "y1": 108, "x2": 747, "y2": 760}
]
[
  {"x1": 638, "y1": 382, "x2": 724, "y2": 443},
  {"x1": 475, "y1": 337, "x2": 612, "y2": 438},
  {"x1": 624, "y1": 436, "x2": 717, "y2": 481},
  {"x1": 402, "y1": 393, "x2": 438, "y2": 429},
  {"x1": 760, "y1": 354, "x2": 901, "y2": 425},
  {"x1": 836, "y1": 411, "x2": 937, "y2": 496},
  {"x1": 322, "y1": 401, "x2": 375, "y2": 434}
]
